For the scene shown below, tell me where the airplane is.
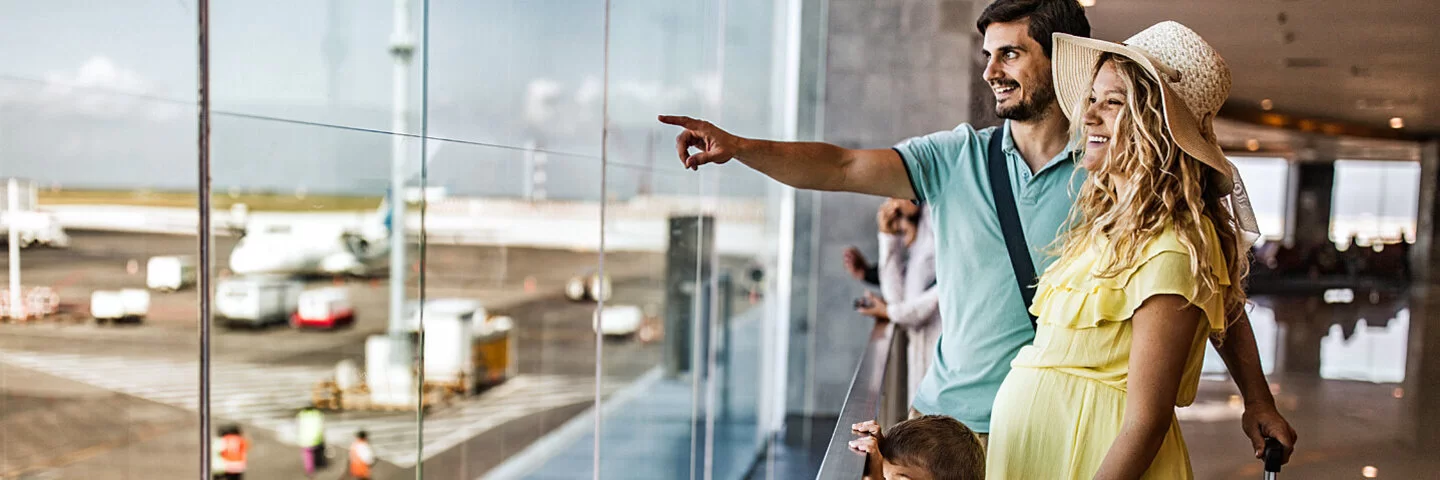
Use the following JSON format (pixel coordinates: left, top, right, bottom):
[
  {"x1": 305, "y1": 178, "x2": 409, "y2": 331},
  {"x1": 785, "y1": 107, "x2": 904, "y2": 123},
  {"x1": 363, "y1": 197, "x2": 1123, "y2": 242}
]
[{"x1": 227, "y1": 195, "x2": 393, "y2": 277}]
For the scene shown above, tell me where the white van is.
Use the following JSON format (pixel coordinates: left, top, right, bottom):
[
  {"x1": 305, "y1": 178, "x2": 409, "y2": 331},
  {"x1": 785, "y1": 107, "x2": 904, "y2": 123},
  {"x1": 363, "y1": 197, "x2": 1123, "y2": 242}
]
[
  {"x1": 146, "y1": 256, "x2": 197, "y2": 292},
  {"x1": 215, "y1": 276, "x2": 303, "y2": 328},
  {"x1": 91, "y1": 289, "x2": 150, "y2": 324}
]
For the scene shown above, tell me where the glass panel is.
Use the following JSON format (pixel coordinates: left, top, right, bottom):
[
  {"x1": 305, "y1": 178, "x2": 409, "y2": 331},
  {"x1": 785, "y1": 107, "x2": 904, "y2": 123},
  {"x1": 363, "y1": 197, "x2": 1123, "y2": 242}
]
[
  {"x1": 418, "y1": 0, "x2": 606, "y2": 477},
  {"x1": 0, "y1": 1, "x2": 200, "y2": 478},
  {"x1": 207, "y1": 0, "x2": 426, "y2": 477}
]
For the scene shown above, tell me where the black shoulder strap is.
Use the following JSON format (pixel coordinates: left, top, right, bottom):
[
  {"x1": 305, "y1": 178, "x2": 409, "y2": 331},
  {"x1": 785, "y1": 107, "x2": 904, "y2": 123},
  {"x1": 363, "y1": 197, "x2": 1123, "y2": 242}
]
[{"x1": 985, "y1": 131, "x2": 1039, "y2": 330}]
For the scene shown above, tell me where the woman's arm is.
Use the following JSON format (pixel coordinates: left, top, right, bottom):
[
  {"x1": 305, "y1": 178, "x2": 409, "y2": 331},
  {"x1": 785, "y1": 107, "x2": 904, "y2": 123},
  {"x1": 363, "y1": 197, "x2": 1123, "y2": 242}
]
[
  {"x1": 1211, "y1": 312, "x2": 1297, "y2": 462},
  {"x1": 1094, "y1": 294, "x2": 1203, "y2": 480},
  {"x1": 886, "y1": 286, "x2": 940, "y2": 329},
  {"x1": 877, "y1": 233, "x2": 908, "y2": 303}
]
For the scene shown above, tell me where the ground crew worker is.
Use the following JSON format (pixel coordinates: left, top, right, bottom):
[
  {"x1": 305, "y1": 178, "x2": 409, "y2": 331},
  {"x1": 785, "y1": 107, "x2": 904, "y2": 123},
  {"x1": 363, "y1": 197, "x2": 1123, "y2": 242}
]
[
  {"x1": 345, "y1": 430, "x2": 376, "y2": 480},
  {"x1": 297, "y1": 405, "x2": 327, "y2": 477},
  {"x1": 217, "y1": 424, "x2": 249, "y2": 480}
]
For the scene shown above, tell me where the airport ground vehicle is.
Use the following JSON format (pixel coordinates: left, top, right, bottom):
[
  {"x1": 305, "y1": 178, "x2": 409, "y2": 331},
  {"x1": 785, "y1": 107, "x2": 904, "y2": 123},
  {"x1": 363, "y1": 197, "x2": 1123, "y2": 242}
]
[
  {"x1": 215, "y1": 275, "x2": 303, "y2": 328},
  {"x1": 291, "y1": 287, "x2": 355, "y2": 329},
  {"x1": 91, "y1": 289, "x2": 149, "y2": 324},
  {"x1": 146, "y1": 255, "x2": 196, "y2": 292}
]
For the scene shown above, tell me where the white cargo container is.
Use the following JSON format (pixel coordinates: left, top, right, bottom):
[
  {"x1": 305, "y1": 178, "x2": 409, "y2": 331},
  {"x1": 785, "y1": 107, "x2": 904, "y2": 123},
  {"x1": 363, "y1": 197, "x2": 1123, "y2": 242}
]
[
  {"x1": 215, "y1": 275, "x2": 303, "y2": 327},
  {"x1": 402, "y1": 299, "x2": 513, "y2": 392},
  {"x1": 91, "y1": 289, "x2": 150, "y2": 323},
  {"x1": 146, "y1": 255, "x2": 196, "y2": 292},
  {"x1": 420, "y1": 306, "x2": 474, "y2": 386}
]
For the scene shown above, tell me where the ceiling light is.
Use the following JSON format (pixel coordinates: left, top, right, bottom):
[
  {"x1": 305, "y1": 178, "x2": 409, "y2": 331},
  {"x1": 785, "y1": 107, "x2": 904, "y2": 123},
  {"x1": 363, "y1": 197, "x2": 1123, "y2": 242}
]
[
  {"x1": 1394, "y1": 387, "x2": 1405, "y2": 398},
  {"x1": 1245, "y1": 139, "x2": 1260, "y2": 151},
  {"x1": 1260, "y1": 99, "x2": 1274, "y2": 111},
  {"x1": 1391, "y1": 117, "x2": 1405, "y2": 129},
  {"x1": 1363, "y1": 466, "x2": 1378, "y2": 478},
  {"x1": 1078, "y1": 0, "x2": 1096, "y2": 6}
]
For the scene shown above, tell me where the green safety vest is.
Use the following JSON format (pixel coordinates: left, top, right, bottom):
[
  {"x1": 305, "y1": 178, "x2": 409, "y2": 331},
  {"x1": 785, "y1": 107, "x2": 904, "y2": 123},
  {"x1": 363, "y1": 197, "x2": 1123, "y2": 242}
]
[{"x1": 297, "y1": 410, "x2": 325, "y2": 447}]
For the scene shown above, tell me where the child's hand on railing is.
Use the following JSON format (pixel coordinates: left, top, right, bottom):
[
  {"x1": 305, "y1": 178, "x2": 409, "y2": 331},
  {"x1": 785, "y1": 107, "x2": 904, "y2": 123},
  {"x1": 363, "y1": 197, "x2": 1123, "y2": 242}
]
[{"x1": 849, "y1": 420, "x2": 885, "y2": 480}]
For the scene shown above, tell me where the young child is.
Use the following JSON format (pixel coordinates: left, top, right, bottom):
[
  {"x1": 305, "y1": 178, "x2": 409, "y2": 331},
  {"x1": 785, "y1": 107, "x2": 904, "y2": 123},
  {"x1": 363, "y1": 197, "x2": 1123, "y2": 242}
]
[{"x1": 849, "y1": 415, "x2": 985, "y2": 480}]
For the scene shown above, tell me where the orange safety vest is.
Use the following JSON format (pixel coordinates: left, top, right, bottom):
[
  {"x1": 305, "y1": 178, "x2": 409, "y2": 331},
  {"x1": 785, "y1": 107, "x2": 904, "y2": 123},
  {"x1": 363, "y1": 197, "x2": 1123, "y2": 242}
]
[
  {"x1": 220, "y1": 434, "x2": 249, "y2": 472},
  {"x1": 349, "y1": 440, "x2": 373, "y2": 478}
]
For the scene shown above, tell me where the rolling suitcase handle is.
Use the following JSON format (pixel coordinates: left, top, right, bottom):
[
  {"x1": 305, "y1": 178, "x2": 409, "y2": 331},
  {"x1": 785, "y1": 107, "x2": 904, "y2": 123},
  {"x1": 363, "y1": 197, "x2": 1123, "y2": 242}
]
[{"x1": 1262, "y1": 437, "x2": 1284, "y2": 479}]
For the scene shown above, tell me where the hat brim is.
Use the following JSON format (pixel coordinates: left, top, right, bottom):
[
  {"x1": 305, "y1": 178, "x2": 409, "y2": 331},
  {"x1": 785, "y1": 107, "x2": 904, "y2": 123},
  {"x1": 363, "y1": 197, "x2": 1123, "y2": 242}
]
[{"x1": 1052, "y1": 33, "x2": 1235, "y2": 194}]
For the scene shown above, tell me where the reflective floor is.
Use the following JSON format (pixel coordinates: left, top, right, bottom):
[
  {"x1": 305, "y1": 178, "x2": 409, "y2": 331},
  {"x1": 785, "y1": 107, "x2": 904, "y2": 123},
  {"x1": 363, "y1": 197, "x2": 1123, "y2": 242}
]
[{"x1": 1183, "y1": 285, "x2": 1440, "y2": 479}]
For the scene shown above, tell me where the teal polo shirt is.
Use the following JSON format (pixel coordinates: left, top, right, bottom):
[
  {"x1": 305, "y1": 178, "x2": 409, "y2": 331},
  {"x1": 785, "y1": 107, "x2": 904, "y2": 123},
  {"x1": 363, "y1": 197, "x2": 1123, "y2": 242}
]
[{"x1": 893, "y1": 120, "x2": 1083, "y2": 433}]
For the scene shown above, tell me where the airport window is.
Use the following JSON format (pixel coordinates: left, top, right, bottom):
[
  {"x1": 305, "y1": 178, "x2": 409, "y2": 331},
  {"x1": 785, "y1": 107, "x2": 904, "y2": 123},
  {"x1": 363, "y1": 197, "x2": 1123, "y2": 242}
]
[{"x1": 1331, "y1": 159, "x2": 1421, "y2": 247}]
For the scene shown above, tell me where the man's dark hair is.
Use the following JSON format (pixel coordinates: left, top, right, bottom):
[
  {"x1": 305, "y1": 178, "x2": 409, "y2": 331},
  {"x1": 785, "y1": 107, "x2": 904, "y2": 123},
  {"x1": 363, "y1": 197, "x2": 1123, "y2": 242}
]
[
  {"x1": 878, "y1": 415, "x2": 985, "y2": 480},
  {"x1": 356, "y1": 430, "x2": 369, "y2": 440},
  {"x1": 976, "y1": 0, "x2": 1091, "y2": 58}
]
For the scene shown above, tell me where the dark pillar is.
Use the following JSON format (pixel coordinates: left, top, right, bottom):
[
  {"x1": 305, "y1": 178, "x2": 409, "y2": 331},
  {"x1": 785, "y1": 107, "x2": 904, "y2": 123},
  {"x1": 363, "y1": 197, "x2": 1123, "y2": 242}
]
[
  {"x1": 1287, "y1": 162, "x2": 1336, "y2": 251},
  {"x1": 665, "y1": 215, "x2": 715, "y2": 378},
  {"x1": 1410, "y1": 140, "x2": 1440, "y2": 282}
]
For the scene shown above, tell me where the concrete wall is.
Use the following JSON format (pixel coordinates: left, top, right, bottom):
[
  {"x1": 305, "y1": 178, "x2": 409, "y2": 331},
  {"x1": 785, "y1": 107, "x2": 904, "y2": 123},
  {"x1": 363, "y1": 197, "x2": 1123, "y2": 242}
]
[{"x1": 786, "y1": 0, "x2": 994, "y2": 416}]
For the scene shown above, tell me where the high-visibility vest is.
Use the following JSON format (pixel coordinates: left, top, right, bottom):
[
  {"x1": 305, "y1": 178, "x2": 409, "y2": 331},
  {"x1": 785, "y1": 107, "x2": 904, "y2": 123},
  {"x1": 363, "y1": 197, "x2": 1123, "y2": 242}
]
[
  {"x1": 297, "y1": 410, "x2": 325, "y2": 447},
  {"x1": 349, "y1": 440, "x2": 374, "y2": 478},
  {"x1": 220, "y1": 434, "x2": 248, "y2": 472}
]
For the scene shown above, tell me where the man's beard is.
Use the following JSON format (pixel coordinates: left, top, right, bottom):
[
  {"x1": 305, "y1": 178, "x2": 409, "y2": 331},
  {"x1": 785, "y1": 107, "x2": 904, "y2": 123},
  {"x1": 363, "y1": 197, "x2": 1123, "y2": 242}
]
[{"x1": 994, "y1": 78, "x2": 1057, "y2": 122}]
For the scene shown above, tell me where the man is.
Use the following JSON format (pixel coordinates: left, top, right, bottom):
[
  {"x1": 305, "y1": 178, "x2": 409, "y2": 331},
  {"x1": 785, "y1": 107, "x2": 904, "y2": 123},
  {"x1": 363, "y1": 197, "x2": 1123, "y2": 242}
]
[{"x1": 659, "y1": 0, "x2": 1295, "y2": 462}]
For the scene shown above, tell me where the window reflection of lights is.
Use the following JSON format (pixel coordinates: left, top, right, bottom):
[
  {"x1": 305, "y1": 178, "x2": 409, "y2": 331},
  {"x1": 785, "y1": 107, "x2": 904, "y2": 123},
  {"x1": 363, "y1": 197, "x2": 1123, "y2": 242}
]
[
  {"x1": 1324, "y1": 288, "x2": 1354, "y2": 304},
  {"x1": 1078, "y1": 0, "x2": 1096, "y2": 6},
  {"x1": 1393, "y1": 387, "x2": 1404, "y2": 399},
  {"x1": 1260, "y1": 98, "x2": 1274, "y2": 110},
  {"x1": 1363, "y1": 466, "x2": 1378, "y2": 478},
  {"x1": 1390, "y1": 117, "x2": 1404, "y2": 129},
  {"x1": 1245, "y1": 138, "x2": 1260, "y2": 151}
]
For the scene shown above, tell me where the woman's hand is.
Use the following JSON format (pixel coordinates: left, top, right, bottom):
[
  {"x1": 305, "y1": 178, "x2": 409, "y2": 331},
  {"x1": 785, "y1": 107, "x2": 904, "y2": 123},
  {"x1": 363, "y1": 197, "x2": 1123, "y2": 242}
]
[
  {"x1": 843, "y1": 247, "x2": 871, "y2": 281},
  {"x1": 856, "y1": 291, "x2": 889, "y2": 321}
]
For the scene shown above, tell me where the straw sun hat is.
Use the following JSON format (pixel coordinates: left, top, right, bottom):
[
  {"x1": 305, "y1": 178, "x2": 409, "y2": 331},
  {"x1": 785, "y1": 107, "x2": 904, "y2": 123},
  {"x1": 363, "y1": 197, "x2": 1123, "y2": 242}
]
[{"x1": 1053, "y1": 21, "x2": 1260, "y2": 243}]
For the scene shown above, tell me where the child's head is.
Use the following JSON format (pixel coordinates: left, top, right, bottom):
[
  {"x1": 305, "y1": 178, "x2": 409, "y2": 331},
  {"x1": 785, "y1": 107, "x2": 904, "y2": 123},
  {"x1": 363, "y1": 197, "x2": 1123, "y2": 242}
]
[
  {"x1": 356, "y1": 430, "x2": 369, "y2": 441},
  {"x1": 877, "y1": 415, "x2": 984, "y2": 480}
]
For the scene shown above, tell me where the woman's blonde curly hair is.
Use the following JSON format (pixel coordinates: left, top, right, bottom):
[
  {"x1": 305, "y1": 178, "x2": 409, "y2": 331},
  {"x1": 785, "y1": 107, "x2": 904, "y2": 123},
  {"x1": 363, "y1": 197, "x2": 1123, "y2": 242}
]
[{"x1": 1046, "y1": 52, "x2": 1250, "y2": 341}]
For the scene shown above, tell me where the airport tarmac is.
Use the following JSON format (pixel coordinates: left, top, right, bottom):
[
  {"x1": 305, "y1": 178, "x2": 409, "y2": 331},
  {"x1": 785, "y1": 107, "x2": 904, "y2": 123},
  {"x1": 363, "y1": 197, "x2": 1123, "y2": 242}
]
[{"x1": 0, "y1": 230, "x2": 752, "y2": 477}]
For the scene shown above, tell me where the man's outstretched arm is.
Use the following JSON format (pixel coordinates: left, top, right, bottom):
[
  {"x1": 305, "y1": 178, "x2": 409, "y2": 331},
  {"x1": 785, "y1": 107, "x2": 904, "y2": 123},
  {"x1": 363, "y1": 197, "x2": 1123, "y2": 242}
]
[
  {"x1": 659, "y1": 115, "x2": 916, "y2": 200},
  {"x1": 1213, "y1": 311, "x2": 1298, "y2": 464}
]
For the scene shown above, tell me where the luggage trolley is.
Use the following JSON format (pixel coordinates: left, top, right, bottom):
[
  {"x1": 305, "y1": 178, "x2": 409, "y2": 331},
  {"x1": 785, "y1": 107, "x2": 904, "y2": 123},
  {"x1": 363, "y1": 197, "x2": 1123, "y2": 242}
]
[{"x1": 1261, "y1": 437, "x2": 1284, "y2": 479}]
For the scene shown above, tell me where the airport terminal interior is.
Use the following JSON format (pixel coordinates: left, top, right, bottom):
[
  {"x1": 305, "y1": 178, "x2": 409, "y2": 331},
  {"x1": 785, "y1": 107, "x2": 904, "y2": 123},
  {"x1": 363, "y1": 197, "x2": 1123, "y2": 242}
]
[{"x1": 0, "y1": 0, "x2": 1438, "y2": 479}]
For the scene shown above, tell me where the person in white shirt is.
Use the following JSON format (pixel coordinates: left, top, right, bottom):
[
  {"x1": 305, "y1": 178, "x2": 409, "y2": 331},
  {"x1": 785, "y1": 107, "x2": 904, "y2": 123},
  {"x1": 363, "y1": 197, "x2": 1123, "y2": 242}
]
[{"x1": 856, "y1": 199, "x2": 941, "y2": 406}]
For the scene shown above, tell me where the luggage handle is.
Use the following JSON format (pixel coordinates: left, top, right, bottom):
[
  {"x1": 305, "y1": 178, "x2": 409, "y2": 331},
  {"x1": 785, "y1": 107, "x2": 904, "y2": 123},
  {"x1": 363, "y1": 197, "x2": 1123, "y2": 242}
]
[{"x1": 1262, "y1": 437, "x2": 1284, "y2": 478}]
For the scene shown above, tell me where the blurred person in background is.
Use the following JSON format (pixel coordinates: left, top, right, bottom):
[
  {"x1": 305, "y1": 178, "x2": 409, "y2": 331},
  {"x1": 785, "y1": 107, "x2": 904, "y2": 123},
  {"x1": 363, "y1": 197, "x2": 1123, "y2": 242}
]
[
  {"x1": 216, "y1": 424, "x2": 249, "y2": 480},
  {"x1": 855, "y1": 199, "x2": 941, "y2": 406},
  {"x1": 297, "y1": 405, "x2": 328, "y2": 478}
]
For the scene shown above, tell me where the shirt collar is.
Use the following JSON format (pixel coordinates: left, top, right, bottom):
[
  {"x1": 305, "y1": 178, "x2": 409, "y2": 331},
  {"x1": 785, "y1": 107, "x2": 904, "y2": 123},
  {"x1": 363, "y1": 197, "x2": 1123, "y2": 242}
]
[{"x1": 1000, "y1": 120, "x2": 1082, "y2": 175}]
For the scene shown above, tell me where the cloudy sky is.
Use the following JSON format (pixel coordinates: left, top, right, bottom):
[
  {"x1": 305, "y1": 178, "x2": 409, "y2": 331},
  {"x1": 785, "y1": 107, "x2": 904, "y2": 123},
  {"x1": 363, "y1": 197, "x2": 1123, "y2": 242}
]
[{"x1": 0, "y1": 0, "x2": 779, "y2": 199}]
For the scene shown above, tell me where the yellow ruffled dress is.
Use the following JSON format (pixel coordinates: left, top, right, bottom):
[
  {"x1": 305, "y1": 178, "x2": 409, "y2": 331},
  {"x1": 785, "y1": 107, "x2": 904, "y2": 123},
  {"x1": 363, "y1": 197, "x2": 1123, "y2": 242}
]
[{"x1": 985, "y1": 222, "x2": 1229, "y2": 479}]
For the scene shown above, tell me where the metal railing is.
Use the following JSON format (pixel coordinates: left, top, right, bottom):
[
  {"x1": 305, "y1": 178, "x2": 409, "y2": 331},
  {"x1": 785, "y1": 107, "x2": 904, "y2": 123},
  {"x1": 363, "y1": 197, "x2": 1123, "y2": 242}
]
[{"x1": 814, "y1": 320, "x2": 899, "y2": 480}]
